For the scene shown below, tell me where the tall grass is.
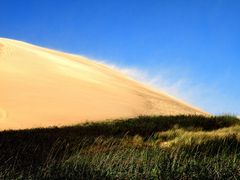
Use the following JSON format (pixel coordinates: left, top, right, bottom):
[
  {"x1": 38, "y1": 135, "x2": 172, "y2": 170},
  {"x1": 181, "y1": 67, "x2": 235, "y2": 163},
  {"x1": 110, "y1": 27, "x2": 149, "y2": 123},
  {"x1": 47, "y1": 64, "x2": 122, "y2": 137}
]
[{"x1": 0, "y1": 115, "x2": 239, "y2": 179}]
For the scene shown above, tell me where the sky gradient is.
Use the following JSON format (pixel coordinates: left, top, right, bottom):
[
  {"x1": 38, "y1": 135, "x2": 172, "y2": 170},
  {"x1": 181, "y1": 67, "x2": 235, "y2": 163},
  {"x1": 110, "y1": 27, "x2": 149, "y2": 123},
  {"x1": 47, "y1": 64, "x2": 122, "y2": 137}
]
[{"x1": 1, "y1": 0, "x2": 240, "y2": 115}]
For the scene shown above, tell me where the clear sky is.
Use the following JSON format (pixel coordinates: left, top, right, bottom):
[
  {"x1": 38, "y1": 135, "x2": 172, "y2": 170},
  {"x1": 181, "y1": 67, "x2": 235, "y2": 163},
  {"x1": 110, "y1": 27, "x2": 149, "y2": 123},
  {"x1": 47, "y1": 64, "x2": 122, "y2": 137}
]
[{"x1": 1, "y1": 0, "x2": 240, "y2": 115}]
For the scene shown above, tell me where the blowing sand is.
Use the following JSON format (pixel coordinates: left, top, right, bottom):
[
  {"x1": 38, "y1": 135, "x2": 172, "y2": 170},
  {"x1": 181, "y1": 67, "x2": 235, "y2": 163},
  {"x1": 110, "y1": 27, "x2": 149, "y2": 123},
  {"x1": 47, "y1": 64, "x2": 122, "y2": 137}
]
[{"x1": 0, "y1": 38, "x2": 207, "y2": 130}]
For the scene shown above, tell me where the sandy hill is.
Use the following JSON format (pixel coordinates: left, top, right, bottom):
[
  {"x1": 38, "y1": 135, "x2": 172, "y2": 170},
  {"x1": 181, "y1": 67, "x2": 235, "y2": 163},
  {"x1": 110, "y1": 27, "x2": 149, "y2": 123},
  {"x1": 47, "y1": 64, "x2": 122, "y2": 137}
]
[{"x1": 0, "y1": 38, "x2": 207, "y2": 130}]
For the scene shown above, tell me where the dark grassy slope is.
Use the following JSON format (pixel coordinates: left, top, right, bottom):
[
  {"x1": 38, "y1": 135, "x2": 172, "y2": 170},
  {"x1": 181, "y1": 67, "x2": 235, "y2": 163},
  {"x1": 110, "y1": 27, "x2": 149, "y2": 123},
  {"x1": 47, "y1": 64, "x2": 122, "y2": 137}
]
[{"x1": 0, "y1": 115, "x2": 240, "y2": 179}]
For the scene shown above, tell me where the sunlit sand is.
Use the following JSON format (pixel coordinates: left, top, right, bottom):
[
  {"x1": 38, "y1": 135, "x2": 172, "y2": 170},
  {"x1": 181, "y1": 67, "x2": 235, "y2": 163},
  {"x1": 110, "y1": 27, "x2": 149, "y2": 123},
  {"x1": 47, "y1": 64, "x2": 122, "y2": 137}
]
[{"x1": 0, "y1": 38, "x2": 207, "y2": 130}]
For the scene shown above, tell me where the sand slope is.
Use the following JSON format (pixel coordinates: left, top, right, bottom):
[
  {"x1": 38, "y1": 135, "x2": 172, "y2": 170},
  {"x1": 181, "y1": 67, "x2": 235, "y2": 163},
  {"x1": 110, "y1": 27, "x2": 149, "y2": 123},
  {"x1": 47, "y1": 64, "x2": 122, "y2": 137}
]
[{"x1": 0, "y1": 38, "x2": 207, "y2": 130}]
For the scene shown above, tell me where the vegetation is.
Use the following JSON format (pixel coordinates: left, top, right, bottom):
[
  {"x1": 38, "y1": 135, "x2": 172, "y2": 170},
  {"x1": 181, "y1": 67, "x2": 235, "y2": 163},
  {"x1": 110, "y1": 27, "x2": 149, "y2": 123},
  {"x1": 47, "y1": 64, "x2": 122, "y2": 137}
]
[{"x1": 0, "y1": 115, "x2": 240, "y2": 179}]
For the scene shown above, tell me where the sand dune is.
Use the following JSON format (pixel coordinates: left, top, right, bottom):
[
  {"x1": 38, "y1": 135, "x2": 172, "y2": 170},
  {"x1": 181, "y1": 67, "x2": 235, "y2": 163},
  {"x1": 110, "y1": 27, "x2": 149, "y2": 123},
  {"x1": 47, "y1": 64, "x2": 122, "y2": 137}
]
[{"x1": 0, "y1": 38, "x2": 207, "y2": 130}]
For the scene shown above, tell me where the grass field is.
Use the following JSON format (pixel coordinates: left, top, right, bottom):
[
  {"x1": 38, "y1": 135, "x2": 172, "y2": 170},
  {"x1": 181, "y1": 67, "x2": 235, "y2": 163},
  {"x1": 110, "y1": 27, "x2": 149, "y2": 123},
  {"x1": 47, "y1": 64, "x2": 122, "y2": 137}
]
[{"x1": 0, "y1": 115, "x2": 240, "y2": 179}]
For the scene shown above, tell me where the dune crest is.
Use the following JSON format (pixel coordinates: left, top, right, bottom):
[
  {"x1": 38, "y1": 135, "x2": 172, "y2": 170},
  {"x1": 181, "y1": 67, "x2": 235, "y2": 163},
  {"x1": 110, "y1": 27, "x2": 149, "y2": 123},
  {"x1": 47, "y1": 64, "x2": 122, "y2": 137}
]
[{"x1": 0, "y1": 38, "x2": 207, "y2": 130}]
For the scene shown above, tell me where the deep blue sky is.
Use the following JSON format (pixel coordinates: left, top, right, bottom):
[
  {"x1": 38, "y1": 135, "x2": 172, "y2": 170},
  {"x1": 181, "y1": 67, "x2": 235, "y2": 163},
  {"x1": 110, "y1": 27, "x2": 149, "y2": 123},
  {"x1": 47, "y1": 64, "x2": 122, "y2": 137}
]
[{"x1": 1, "y1": 0, "x2": 240, "y2": 115}]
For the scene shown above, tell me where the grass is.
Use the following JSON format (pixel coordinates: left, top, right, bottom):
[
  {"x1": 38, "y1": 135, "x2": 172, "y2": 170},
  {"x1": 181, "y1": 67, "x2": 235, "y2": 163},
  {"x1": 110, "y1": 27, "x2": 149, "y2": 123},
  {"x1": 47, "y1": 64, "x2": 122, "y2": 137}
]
[{"x1": 0, "y1": 115, "x2": 240, "y2": 179}]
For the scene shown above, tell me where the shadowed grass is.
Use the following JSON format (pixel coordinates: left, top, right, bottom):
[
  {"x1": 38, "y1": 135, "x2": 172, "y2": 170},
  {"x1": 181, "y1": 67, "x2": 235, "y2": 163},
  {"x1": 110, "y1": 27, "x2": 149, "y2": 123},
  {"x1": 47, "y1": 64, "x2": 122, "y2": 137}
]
[{"x1": 0, "y1": 115, "x2": 239, "y2": 179}]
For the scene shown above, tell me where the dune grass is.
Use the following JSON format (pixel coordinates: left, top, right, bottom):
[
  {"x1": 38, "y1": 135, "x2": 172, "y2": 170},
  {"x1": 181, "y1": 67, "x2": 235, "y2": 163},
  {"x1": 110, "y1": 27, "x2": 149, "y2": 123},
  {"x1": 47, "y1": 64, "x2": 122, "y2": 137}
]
[{"x1": 0, "y1": 115, "x2": 240, "y2": 179}]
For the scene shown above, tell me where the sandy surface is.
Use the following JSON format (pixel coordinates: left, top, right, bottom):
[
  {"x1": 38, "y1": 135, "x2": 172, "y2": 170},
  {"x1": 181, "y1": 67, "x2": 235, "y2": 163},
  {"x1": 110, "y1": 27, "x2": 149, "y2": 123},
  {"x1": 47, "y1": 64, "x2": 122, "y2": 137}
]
[{"x1": 0, "y1": 38, "x2": 207, "y2": 130}]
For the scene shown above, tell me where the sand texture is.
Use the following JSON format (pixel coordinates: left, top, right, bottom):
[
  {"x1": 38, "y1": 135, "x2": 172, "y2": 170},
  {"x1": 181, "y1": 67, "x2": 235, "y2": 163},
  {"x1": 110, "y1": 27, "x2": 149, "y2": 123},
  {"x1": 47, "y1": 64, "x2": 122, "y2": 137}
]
[{"x1": 0, "y1": 38, "x2": 207, "y2": 130}]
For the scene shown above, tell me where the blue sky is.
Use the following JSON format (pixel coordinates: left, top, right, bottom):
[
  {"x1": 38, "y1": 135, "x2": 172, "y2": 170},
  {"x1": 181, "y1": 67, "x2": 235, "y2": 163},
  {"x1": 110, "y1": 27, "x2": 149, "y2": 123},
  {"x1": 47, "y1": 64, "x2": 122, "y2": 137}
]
[{"x1": 1, "y1": 0, "x2": 240, "y2": 115}]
